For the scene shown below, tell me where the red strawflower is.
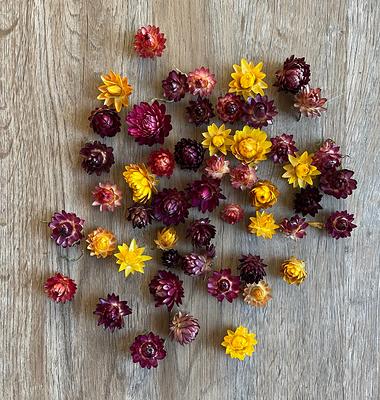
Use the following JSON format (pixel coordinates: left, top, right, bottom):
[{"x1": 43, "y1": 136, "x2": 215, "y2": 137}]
[
  {"x1": 274, "y1": 55, "x2": 311, "y2": 93},
  {"x1": 149, "y1": 270, "x2": 184, "y2": 311},
  {"x1": 94, "y1": 293, "x2": 132, "y2": 332},
  {"x1": 312, "y1": 139, "x2": 342, "y2": 174},
  {"x1": 48, "y1": 210, "x2": 84, "y2": 247},
  {"x1": 216, "y1": 93, "x2": 243, "y2": 123},
  {"x1": 161, "y1": 249, "x2": 183, "y2": 269},
  {"x1": 319, "y1": 169, "x2": 357, "y2": 199},
  {"x1": 162, "y1": 70, "x2": 189, "y2": 102},
  {"x1": 186, "y1": 96, "x2": 215, "y2": 126},
  {"x1": 174, "y1": 138, "x2": 205, "y2": 171},
  {"x1": 207, "y1": 268, "x2": 240, "y2": 302},
  {"x1": 152, "y1": 188, "x2": 190, "y2": 225},
  {"x1": 182, "y1": 252, "x2": 213, "y2": 276},
  {"x1": 204, "y1": 155, "x2": 230, "y2": 179},
  {"x1": 89, "y1": 105, "x2": 121, "y2": 137},
  {"x1": 269, "y1": 133, "x2": 298, "y2": 164},
  {"x1": 169, "y1": 312, "x2": 200, "y2": 345},
  {"x1": 186, "y1": 218, "x2": 216, "y2": 248},
  {"x1": 325, "y1": 210, "x2": 357, "y2": 239},
  {"x1": 229, "y1": 163, "x2": 258, "y2": 190},
  {"x1": 147, "y1": 148, "x2": 175, "y2": 177},
  {"x1": 187, "y1": 67, "x2": 216, "y2": 97},
  {"x1": 44, "y1": 272, "x2": 77, "y2": 303},
  {"x1": 220, "y1": 203, "x2": 244, "y2": 225},
  {"x1": 134, "y1": 25, "x2": 166, "y2": 58},
  {"x1": 126, "y1": 101, "x2": 172, "y2": 146},
  {"x1": 242, "y1": 95, "x2": 278, "y2": 128},
  {"x1": 238, "y1": 254, "x2": 267, "y2": 284},
  {"x1": 92, "y1": 182, "x2": 122, "y2": 212},
  {"x1": 294, "y1": 187, "x2": 323, "y2": 217},
  {"x1": 294, "y1": 85, "x2": 327, "y2": 118},
  {"x1": 126, "y1": 203, "x2": 155, "y2": 229},
  {"x1": 130, "y1": 332, "x2": 166, "y2": 369},
  {"x1": 80, "y1": 141, "x2": 114, "y2": 175},
  {"x1": 280, "y1": 215, "x2": 309, "y2": 239}
]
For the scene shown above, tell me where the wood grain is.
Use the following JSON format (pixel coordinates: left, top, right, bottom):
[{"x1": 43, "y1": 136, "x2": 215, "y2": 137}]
[{"x1": 1, "y1": 0, "x2": 379, "y2": 399}]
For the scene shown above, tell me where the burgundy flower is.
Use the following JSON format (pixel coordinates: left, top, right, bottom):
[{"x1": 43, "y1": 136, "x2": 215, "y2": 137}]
[
  {"x1": 319, "y1": 169, "x2": 357, "y2": 199},
  {"x1": 187, "y1": 67, "x2": 216, "y2": 97},
  {"x1": 186, "y1": 96, "x2": 215, "y2": 126},
  {"x1": 274, "y1": 55, "x2": 311, "y2": 93},
  {"x1": 294, "y1": 187, "x2": 323, "y2": 217},
  {"x1": 325, "y1": 210, "x2": 357, "y2": 239},
  {"x1": 130, "y1": 332, "x2": 166, "y2": 369},
  {"x1": 89, "y1": 106, "x2": 121, "y2": 137},
  {"x1": 169, "y1": 312, "x2": 200, "y2": 345},
  {"x1": 182, "y1": 252, "x2": 212, "y2": 276},
  {"x1": 269, "y1": 133, "x2": 298, "y2": 164},
  {"x1": 294, "y1": 85, "x2": 327, "y2": 118},
  {"x1": 127, "y1": 203, "x2": 155, "y2": 229},
  {"x1": 238, "y1": 254, "x2": 267, "y2": 284},
  {"x1": 229, "y1": 163, "x2": 258, "y2": 190},
  {"x1": 152, "y1": 188, "x2": 190, "y2": 225},
  {"x1": 186, "y1": 218, "x2": 216, "y2": 247},
  {"x1": 44, "y1": 272, "x2": 77, "y2": 303},
  {"x1": 312, "y1": 139, "x2": 342, "y2": 174},
  {"x1": 220, "y1": 203, "x2": 244, "y2": 225},
  {"x1": 80, "y1": 141, "x2": 115, "y2": 175},
  {"x1": 204, "y1": 155, "x2": 230, "y2": 179},
  {"x1": 174, "y1": 138, "x2": 205, "y2": 171},
  {"x1": 161, "y1": 249, "x2": 183, "y2": 269},
  {"x1": 48, "y1": 210, "x2": 84, "y2": 247},
  {"x1": 216, "y1": 93, "x2": 243, "y2": 123},
  {"x1": 126, "y1": 101, "x2": 172, "y2": 146},
  {"x1": 149, "y1": 270, "x2": 184, "y2": 311},
  {"x1": 207, "y1": 268, "x2": 240, "y2": 302},
  {"x1": 186, "y1": 175, "x2": 226, "y2": 213},
  {"x1": 147, "y1": 148, "x2": 175, "y2": 177},
  {"x1": 242, "y1": 95, "x2": 278, "y2": 128},
  {"x1": 162, "y1": 70, "x2": 189, "y2": 102},
  {"x1": 280, "y1": 215, "x2": 309, "y2": 239},
  {"x1": 94, "y1": 293, "x2": 132, "y2": 332},
  {"x1": 134, "y1": 25, "x2": 166, "y2": 58}
]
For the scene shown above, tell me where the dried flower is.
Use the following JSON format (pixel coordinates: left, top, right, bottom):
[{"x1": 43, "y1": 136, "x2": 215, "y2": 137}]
[
  {"x1": 269, "y1": 133, "x2": 298, "y2": 164},
  {"x1": 130, "y1": 332, "x2": 166, "y2": 369},
  {"x1": 312, "y1": 139, "x2": 342, "y2": 174},
  {"x1": 325, "y1": 210, "x2": 357, "y2": 239},
  {"x1": 238, "y1": 253, "x2": 267, "y2": 284},
  {"x1": 186, "y1": 96, "x2": 215, "y2": 126},
  {"x1": 229, "y1": 58, "x2": 268, "y2": 99},
  {"x1": 92, "y1": 182, "x2": 122, "y2": 212},
  {"x1": 161, "y1": 249, "x2": 182, "y2": 269},
  {"x1": 174, "y1": 138, "x2": 205, "y2": 171},
  {"x1": 279, "y1": 215, "x2": 308, "y2": 239},
  {"x1": 48, "y1": 210, "x2": 84, "y2": 248},
  {"x1": 231, "y1": 126, "x2": 272, "y2": 166},
  {"x1": 126, "y1": 101, "x2": 172, "y2": 146},
  {"x1": 204, "y1": 155, "x2": 230, "y2": 179},
  {"x1": 319, "y1": 169, "x2": 357, "y2": 199},
  {"x1": 229, "y1": 163, "x2": 258, "y2": 190},
  {"x1": 97, "y1": 70, "x2": 133, "y2": 112},
  {"x1": 186, "y1": 218, "x2": 216, "y2": 248},
  {"x1": 216, "y1": 93, "x2": 243, "y2": 123},
  {"x1": 250, "y1": 180, "x2": 279, "y2": 209},
  {"x1": 282, "y1": 151, "x2": 321, "y2": 188},
  {"x1": 201, "y1": 123, "x2": 234, "y2": 156},
  {"x1": 274, "y1": 55, "x2": 310, "y2": 93},
  {"x1": 187, "y1": 67, "x2": 216, "y2": 97},
  {"x1": 80, "y1": 141, "x2": 115, "y2": 176},
  {"x1": 221, "y1": 326, "x2": 257, "y2": 360},
  {"x1": 220, "y1": 203, "x2": 244, "y2": 225},
  {"x1": 89, "y1": 106, "x2": 121, "y2": 137},
  {"x1": 134, "y1": 25, "x2": 166, "y2": 58},
  {"x1": 86, "y1": 227, "x2": 116, "y2": 258},
  {"x1": 281, "y1": 257, "x2": 307, "y2": 285},
  {"x1": 147, "y1": 148, "x2": 175, "y2": 177},
  {"x1": 243, "y1": 281, "x2": 272, "y2": 307},
  {"x1": 126, "y1": 203, "x2": 155, "y2": 229},
  {"x1": 114, "y1": 239, "x2": 152, "y2": 278},
  {"x1": 123, "y1": 164, "x2": 158, "y2": 203},
  {"x1": 152, "y1": 188, "x2": 190, "y2": 226},
  {"x1": 294, "y1": 187, "x2": 323, "y2": 217},
  {"x1": 149, "y1": 270, "x2": 184, "y2": 311},
  {"x1": 162, "y1": 70, "x2": 189, "y2": 102},
  {"x1": 294, "y1": 85, "x2": 327, "y2": 117},
  {"x1": 207, "y1": 268, "x2": 240, "y2": 302},
  {"x1": 248, "y1": 211, "x2": 279, "y2": 239},
  {"x1": 182, "y1": 252, "x2": 213, "y2": 276},
  {"x1": 94, "y1": 293, "x2": 132, "y2": 332},
  {"x1": 242, "y1": 95, "x2": 278, "y2": 128},
  {"x1": 44, "y1": 273, "x2": 77, "y2": 303},
  {"x1": 154, "y1": 226, "x2": 178, "y2": 250},
  {"x1": 169, "y1": 312, "x2": 200, "y2": 345}
]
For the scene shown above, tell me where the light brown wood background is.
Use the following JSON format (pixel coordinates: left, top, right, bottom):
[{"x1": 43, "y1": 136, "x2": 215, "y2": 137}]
[{"x1": 1, "y1": 0, "x2": 379, "y2": 399}]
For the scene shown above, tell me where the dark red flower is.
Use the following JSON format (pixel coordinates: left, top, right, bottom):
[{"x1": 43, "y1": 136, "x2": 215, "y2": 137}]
[
  {"x1": 186, "y1": 218, "x2": 216, "y2": 248},
  {"x1": 169, "y1": 312, "x2": 200, "y2": 345},
  {"x1": 182, "y1": 252, "x2": 212, "y2": 276},
  {"x1": 274, "y1": 55, "x2": 311, "y2": 93},
  {"x1": 207, "y1": 268, "x2": 240, "y2": 302},
  {"x1": 174, "y1": 138, "x2": 205, "y2": 171},
  {"x1": 126, "y1": 203, "x2": 155, "y2": 229},
  {"x1": 134, "y1": 25, "x2": 166, "y2": 58},
  {"x1": 44, "y1": 272, "x2": 77, "y2": 303},
  {"x1": 312, "y1": 139, "x2": 342, "y2": 174},
  {"x1": 186, "y1": 96, "x2": 215, "y2": 126},
  {"x1": 94, "y1": 293, "x2": 132, "y2": 332},
  {"x1": 162, "y1": 70, "x2": 189, "y2": 102},
  {"x1": 130, "y1": 332, "x2": 166, "y2": 369},
  {"x1": 325, "y1": 210, "x2": 357, "y2": 239},
  {"x1": 294, "y1": 187, "x2": 323, "y2": 217},
  {"x1": 216, "y1": 93, "x2": 243, "y2": 123},
  {"x1": 220, "y1": 203, "x2": 244, "y2": 225},
  {"x1": 242, "y1": 95, "x2": 278, "y2": 128},
  {"x1": 149, "y1": 270, "x2": 184, "y2": 311},
  {"x1": 147, "y1": 148, "x2": 175, "y2": 177},
  {"x1": 280, "y1": 215, "x2": 309, "y2": 239},
  {"x1": 80, "y1": 141, "x2": 114, "y2": 175},
  {"x1": 152, "y1": 188, "x2": 190, "y2": 225},
  {"x1": 238, "y1": 254, "x2": 267, "y2": 284},
  {"x1": 48, "y1": 210, "x2": 84, "y2": 247},
  {"x1": 269, "y1": 133, "x2": 298, "y2": 164},
  {"x1": 161, "y1": 249, "x2": 183, "y2": 269},
  {"x1": 126, "y1": 101, "x2": 172, "y2": 146},
  {"x1": 89, "y1": 106, "x2": 121, "y2": 137},
  {"x1": 319, "y1": 169, "x2": 357, "y2": 199}
]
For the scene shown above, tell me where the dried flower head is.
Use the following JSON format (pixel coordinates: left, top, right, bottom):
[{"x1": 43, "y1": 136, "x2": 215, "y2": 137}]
[
  {"x1": 126, "y1": 203, "x2": 155, "y2": 229},
  {"x1": 312, "y1": 139, "x2": 342, "y2": 174},
  {"x1": 134, "y1": 25, "x2": 166, "y2": 58},
  {"x1": 282, "y1": 151, "x2": 321, "y2": 188},
  {"x1": 274, "y1": 55, "x2": 310, "y2": 93},
  {"x1": 216, "y1": 93, "x2": 243, "y2": 123},
  {"x1": 162, "y1": 70, "x2": 189, "y2": 102},
  {"x1": 147, "y1": 148, "x2": 175, "y2": 177},
  {"x1": 269, "y1": 133, "x2": 298, "y2": 164},
  {"x1": 130, "y1": 332, "x2": 166, "y2": 369},
  {"x1": 294, "y1": 186, "x2": 323, "y2": 217},
  {"x1": 243, "y1": 281, "x2": 272, "y2": 307},
  {"x1": 319, "y1": 169, "x2": 357, "y2": 199},
  {"x1": 250, "y1": 180, "x2": 279, "y2": 209},
  {"x1": 187, "y1": 67, "x2": 216, "y2": 97},
  {"x1": 204, "y1": 155, "x2": 230, "y2": 179},
  {"x1": 281, "y1": 257, "x2": 307, "y2": 285},
  {"x1": 186, "y1": 96, "x2": 215, "y2": 126},
  {"x1": 294, "y1": 85, "x2": 327, "y2": 118},
  {"x1": 248, "y1": 211, "x2": 279, "y2": 239},
  {"x1": 229, "y1": 163, "x2": 258, "y2": 190},
  {"x1": 89, "y1": 106, "x2": 121, "y2": 137},
  {"x1": 186, "y1": 218, "x2": 216, "y2": 248},
  {"x1": 48, "y1": 210, "x2": 84, "y2": 248},
  {"x1": 279, "y1": 215, "x2": 309, "y2": 240},
  {"x1": 92, "y1": 182, "x2": 122, "y2": 212},
  {"x1": 80, "y1": 141, "x2": 115, "y2": 176},
  {"x1": 123, "y1": 164, "x2": 158, "y2": 203},
  {"x1": 44, "y1": 272, "x2": 77, "y2": 303},
  {"x1": 174, "y1": 138, "x2": 205, "y2": 171},
  {"x1": 169, "y1": 311, "x2": 200, "y2": 345},
  {"x1": 238, "y1": 253, "x2": 267, "y2": 284},
  {"x1": 86, "y1": 227, "x2": 116, "y2": 258},
  {"x1": 221, "y1": 326, "x2": 257, "y2": 360},
  {"x1": 207, "y1": 268, "x2": 240, "y2": 302},
  {"x1": 325, "y1": 210, "x2": 357, "y2": 239},
  {"x1": 154, "y1": 226, "x2": 178, "y2": 250},
  {"x1": 201, "y1": 123, "x2": 234, "y2": 156},
  {"x1": 220, "y1": 203, "x2": 244, "y2": 225},
  {"x1": 242, "y1": 95, "x2": 278, "y2": 128},
  {"x1": 149, "y1": 270, "x2": 184, "y2": 311}
]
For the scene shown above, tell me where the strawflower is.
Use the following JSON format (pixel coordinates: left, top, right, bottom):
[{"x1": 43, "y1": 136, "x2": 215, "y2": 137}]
[
  {"x1": 250, "y1": 180, "x2": 279, "y2": 209},
  {"x1": 97, "y1": 70, "x2": 132, "y2": 112},
  {"x1": 282, "y1": 151, "x2": 320, "y2": 188},
  {"x1": 221, "y1": 326, "x2": 257, "y2": 360},
  {"x1": 201, "y1": 123, "x2": 233, "y2": 156},
  {"x1": 123, "y1": 164, "x2": 158, "y2": 203},
  {"x1": 281, "y1": 257, "x2": 307, "y2": 285},
  {"x1": 154, "y1": 226, "x2": 178, "y2": 250},
  {"x1": 86, "y1": 228, "x2": 116, "y2": 258},
  {"x1": 248, "y1": 211, "x2": 279, "y2": 239}
]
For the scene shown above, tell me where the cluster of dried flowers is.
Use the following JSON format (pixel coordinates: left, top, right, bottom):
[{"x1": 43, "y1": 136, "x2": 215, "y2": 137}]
[{"x1": 44, "y1": 25, "x2": 357, "y2": 367}]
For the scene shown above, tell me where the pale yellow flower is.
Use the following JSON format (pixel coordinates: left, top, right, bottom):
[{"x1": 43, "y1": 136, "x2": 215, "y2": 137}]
[{"x1": 248, "y1": 211, "x2": 279, "y2": 239}]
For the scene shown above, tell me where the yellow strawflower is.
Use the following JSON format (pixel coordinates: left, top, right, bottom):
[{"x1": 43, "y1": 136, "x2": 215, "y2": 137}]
[
  {"x1": 114, "y1": 239, "x2": 152, "y2": 278},
  {"x1": 221, "y1": 326, "x2": 257, "y2": 360},
  {"x1": 97, "y1": 70, "x2": 133, "y2": 112},
  {"x1": 154, "y1": 227, "x2": 178, "y2": 250},
  {"x1": 230, "y1": 126, "x2": 272, "y2": 166},
  {"x1": 248, "y1": 211, "x2": 279, "y2": 239},
  {"x1": 281, "y1": 257, "x2": 307, "y2": 285},
  {"x1": 282, "y1": 151, "x2": 321, "y2": 188},
  {"x1": 243, "y1": 281, "x2": 272, "y2": 307},
  {"x1": 86, "y1": 227, "x2": 116, "y2": 258},
  {"x1": 250, "y1": 180, "x2": 279, "y2": 209},
  {"x1": 201, "y1": 123, "x2": 234, "y2": 156},
  {"x1": 123, "y1": 163, "x2": 158, "y2": 203},
  {"x1": 228, "y1": 58, "x2": 268, "y2": 99}
]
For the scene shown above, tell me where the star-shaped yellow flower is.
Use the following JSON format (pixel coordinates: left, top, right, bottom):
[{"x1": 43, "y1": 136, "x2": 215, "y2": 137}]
[
  {"x1": 221, "y1": 326, "x2": 257, "y2": 360},
  {"x1": 201, "y1": 123, "x2": 234, "y2": 156},
  {"x1": 248, "y1": 211, "x2": 279, "y2": 239},
  {"x1": 282, "y1": 151, "x2": 321, "y2": 188},
  {"x1": 123, "y1": 163, "x2": 158, "y2": 203},
  {"x1": 114, "y1": 239, "x2": 152, "y2": 278}
]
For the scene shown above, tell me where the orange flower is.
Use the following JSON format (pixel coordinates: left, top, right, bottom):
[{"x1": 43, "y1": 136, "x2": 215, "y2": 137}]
[{"x1": 86, "y1": 228, "x2": 116, "y2": 258}]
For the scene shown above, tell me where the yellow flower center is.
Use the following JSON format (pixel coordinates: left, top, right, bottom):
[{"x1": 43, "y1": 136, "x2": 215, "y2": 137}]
[
  {"x1": 295, "y1": 164, "x2": 310, "y2": 177},
  {"x1": 255, "y1": 187, "x2": 271, "y2": 203},
  {"x1": 231, "y1": 335, "x2": 248, "y2": 349},
  {"x1": 95, "y1": 236, "x2": 111, "y2": 251},
  {"x1": 240, "y1": 72, "x2": 255, "y2": 88},
  {"x1": 212, "y1": 135, "x2": 225, "y2": 148},
  {"x1": 252, "y1": 287, "x2": 265, "y2": 301},
  {"x1": 239, "y1": 138, "x2": 257, "y2": 158},
  {"x1": 107, "y1": 85, "x2": 122, "y2": 95},
  {"x1": 287, "y1": 265, "x2": 299, "y2": 277}
]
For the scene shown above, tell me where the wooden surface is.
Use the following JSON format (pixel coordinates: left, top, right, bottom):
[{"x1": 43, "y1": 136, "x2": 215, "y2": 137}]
[{"x1": 1, "y1": 1, "x2": 379, "y2": 399}]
